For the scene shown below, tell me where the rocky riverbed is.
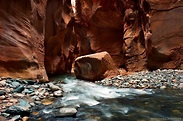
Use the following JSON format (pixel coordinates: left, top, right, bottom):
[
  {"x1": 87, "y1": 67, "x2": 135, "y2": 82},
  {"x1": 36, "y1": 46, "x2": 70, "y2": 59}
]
[
  {"x1": 0, "y1": 69, "x2": 183, "y2": 120},
  {"x1": 96, "y1": 69, "x2": 183, "y2": 89},
  {"x1": 0, "y1": 77, "x2": 64, "y2": 121}
]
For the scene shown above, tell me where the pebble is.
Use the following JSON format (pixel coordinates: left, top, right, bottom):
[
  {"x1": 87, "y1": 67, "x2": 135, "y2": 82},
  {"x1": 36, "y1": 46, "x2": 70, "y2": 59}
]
[
  {"x1": 53, "y1": 90, "x2": 63, "y2": 97},
  {"x1": 0, "y1": 90, "x2": 6, "y2": 96},
  {"x1": 0, "y1": 80, "x2": 6, "y2": 86},
  {"x1": 22, "y1": 116, "x2": 29, "y2": 121},
  {"x1": 54, "y1": 107, "x2": 77, "y2": 117},
  {"x1": 0, "y1": 95, "x2": 6, "y2": 100},
  {"x1": 178, "y1": 83, "x2": 183, "y2": 88},
  {"x1": 48, "y1": 83, "x2": 60, "y2": 91}
]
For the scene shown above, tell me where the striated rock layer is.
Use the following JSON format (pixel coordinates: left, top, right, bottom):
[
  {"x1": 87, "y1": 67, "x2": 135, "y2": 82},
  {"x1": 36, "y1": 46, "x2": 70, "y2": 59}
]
[
  {"x1": 0, "y1": 0, "x2": 182, "y2": 81},
  {"x1": 147, "y1": 0, "x2": 183, "y2": 69},
  {"x1": 0, "y1": 0, "x2": 48, "y2": 82}
]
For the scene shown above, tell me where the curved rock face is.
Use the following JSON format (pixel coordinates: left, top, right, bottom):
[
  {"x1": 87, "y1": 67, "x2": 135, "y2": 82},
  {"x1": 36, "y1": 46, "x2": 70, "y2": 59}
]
[
  {"x1": 147, "y1": 0, "x2": 183, "y2": 69},
  {"x1": 74, "y1": 0, "x2": 151, "y2": 72},
  {"x1": 0, "y1": 0, "x2": 48, "y2": 81},
  {"x1": 0, "y1": 0, "x2": 182, "y2": 81},
  {"x1": 44, "y1": 0, "x2": 77, "y2": 75}
]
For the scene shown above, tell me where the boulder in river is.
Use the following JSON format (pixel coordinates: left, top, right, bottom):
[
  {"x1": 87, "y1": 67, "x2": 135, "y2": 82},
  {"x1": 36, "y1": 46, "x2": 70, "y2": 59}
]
[{"x1": 74, "y1": 51, "x2": 119, "y2": 81}]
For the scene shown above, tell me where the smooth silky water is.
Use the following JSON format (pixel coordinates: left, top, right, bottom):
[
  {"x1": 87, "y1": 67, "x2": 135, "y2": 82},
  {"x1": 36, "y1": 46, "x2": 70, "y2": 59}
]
[{"x1": 30, "y1": 75, "x2": 183, "y2": 121}]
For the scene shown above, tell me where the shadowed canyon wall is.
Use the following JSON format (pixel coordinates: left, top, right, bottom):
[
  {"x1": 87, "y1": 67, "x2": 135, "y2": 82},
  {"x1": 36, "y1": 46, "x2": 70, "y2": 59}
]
[
  {"x1": 0, "y1": 0, "x2": 48, "y2": 81},
  {"x1": 0, "y1": 0, "x2": 182, "y2": 81}
]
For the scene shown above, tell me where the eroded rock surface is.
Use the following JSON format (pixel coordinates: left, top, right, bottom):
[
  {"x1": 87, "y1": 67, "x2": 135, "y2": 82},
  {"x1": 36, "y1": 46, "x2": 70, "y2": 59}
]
[
  {"x1": 0, "y1": 0, "x2": 48, "y2": 82},
  {"x1": 74, "y1": 51, "x2": 119, "y2": 81},
  {"x1": 0, "y1": 0, "x2": 182, "y2": 80},
  {"x1": 147, "y1": 0, "x2": 183, "y2": 69}
]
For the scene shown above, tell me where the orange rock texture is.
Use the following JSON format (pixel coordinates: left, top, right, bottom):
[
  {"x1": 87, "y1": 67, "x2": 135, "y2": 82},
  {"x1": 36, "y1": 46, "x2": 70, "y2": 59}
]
[
  {"x1": 0, "y1": 0, "x2": 48, "y2": 82},
  {"x1": 0, "y1": 0, "x2": 182, "y2": 81}
]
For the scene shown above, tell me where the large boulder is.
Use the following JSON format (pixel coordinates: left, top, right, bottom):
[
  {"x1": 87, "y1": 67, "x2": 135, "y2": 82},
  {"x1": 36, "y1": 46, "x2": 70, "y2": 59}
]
[
  {"x1": 74, "y1": 51, "x2": 119, "y2": 81},
  {"x1": 0, "y1": 0, "x2": 48, "y2": 82}
]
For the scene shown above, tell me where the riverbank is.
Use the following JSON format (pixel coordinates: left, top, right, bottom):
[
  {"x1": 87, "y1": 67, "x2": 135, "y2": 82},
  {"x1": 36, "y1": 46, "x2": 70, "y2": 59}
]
[
  {"x1": 0, "y1": 77, "x2": 64, "y2": 121},
  {"x1": 0, "y1": 69, "x2": 183, "y2": 120},
  {"x1": 96, "y1": 69, "x2": 183, "y2": 89}
]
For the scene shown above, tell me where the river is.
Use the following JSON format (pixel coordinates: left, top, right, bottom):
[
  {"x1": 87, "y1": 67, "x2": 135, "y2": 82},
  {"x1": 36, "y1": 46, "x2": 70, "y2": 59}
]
[{"x1": 29, "y1": 74, "x2": 183, "y2": 121}]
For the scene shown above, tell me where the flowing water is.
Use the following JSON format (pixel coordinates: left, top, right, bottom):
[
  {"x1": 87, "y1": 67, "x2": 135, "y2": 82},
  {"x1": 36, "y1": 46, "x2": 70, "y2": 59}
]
[{"x1": 30, "y1": 75, "x2": 183, "y2": 121}]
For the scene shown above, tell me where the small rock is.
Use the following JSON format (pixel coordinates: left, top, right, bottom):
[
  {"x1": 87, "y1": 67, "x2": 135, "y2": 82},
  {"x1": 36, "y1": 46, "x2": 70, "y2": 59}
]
[
  {"x1": 0, "y1": 95, "x2": 6, "y2": 100},
  {"x1": 12, "y1": 85, "x2": 25, "y2": 93},
  {"x1": 18, "y1": 99, "x2": 31, "y2": 108},
  {"x1": 10, "y1": 99, "x2": 18, "y2": 104},
  {"x1": 178, "y1": 83, "x2": 183, "y2": 88},
  {"x1": 11, "y1": 81, "x2": 21, "y2": 88},
  {"x1": 34, "y1": 101, "x2": 41, "y2": 105},
  {"x1": 54, "y1": 107, "x2": 77, "y2": 117},
  {"x1": 32, "y1": 85, "x2": 40, "y2": 89},
  {"x1": 53, "y1": 90, "x2": 63, "y2": 97},
  {"x1": 26, "y1": 80, "x2": 36, "y2": 85},
  {"x1": 5, "y1": 88, "x2": 11, "y2": 93},
  {"x1": 35, "y1": 97, "x2": 41, "y2": 101},
  {"x1": 30, "y1": 103, "x2": 35, "y2": 107},
  {"x1": 1, "y1": 113, "x2": 10, "y2": 118},
  {"x1": 0, "y1": 80, "x2": 6, "y2": 86},
  {"x1": 13, "y1": 93, "x2": 25, "y2": 98},
  {"x1": 22, "y1": 116, "x2": 29, "y2": 121},
  {"x1": 48, "y1": 83, "x2": 60, "y2": 91},
  {"x1": 0, "y1": 90, "x2": 6, "y2": 96},
  {"x1": 23, "y1": 88, "x2": 34, "y2": 94},
  {"x1": 6, "y1": 102, "x2": 13, "y2": 107},
  {"x1": 160, "y1": 86, "x2": 166, "y2": 89},
  {"x1": 41, "y1": 99, "x2": 53, "y2": 105},
  {"x1": 5, "y1": 105, "x2": 30, "y2": 116},
  {"x1": 172, "y1": 79, "x2": 177, "y2": 83},
  {"x1": 9, "y1": 115, "x2": 21, "y2": 121}
]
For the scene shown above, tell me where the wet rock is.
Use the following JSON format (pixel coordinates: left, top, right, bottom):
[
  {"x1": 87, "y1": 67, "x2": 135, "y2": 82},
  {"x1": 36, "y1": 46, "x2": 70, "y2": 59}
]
[
  {"x1": 25, "y1": 80, "x2": 37, "y2": 85},
  {"x1": 41, "y1": 99, "x2": 54, "y2": 105},
  {"x1": 48, "y1": 83, "x2": 60, "y2": 91},
  {"x1": 23, "y1": 88, "x2": 34, "y2": 94},
  {"x1": 22, "y1": 116, "x2": 29, "y2": 121},
  {"x1": 0, "y1": 95, "x2": 6, "y2": 100},
  {"x1": 18, "y1": 99, "x2": 31, "y2": 109},
  {"x1": 9, "y1": 99, "x2": 18, "y2": 104},
  {"x1": 4, "y1": 106, "x2": 30, "y2": 116},
  {"x1": 1, "y1": 113, "x2": 10, "y2": 118},
  {"x1": 11, "y1": 82, "x2": 21, "y2": 88},
  {"x1": 178, "y1": 83, "x2": 183, "y2": 89},
  {"x1": 9, "y1": 115, "x2": 21, "y2": 121},
  {"x1": 54, "y1": 107, "x2": 77, "y2": 117},
  {"x1": 0, "y1": 90, "x2": 6, "y2": 96},
  {"x1": 160, "y1": 86, "x2": 166, "y2": 89},
  {"x1": 13, "y1": 93, "x2": 25, "y2": 98},
  {"x1": 74, "y1": 51, "x2": 119, "y2": 81},
  {"x1": 11, "y1": 85, "x2": 24, "y2": 93},
  {"x1": 0, "y1": 80, "x2": 6, "y2": 86},
  {"x1": 53, "y1": 90, "x2": 63, "y2": 97}
]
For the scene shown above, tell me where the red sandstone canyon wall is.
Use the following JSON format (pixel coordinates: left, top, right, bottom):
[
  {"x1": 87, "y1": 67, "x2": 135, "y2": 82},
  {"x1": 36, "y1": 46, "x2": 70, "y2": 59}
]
[
  {"x1": 0, "y1": 0, "x2": 182, "y2": 81},
  {"x1": 147, "y1": 0, "x2": 183, "y2": 69},
  {"x1": 0, "y1": 0, "x2": 48, "y2": 81}
]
